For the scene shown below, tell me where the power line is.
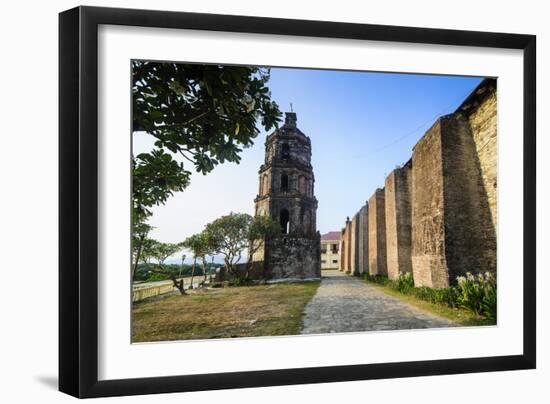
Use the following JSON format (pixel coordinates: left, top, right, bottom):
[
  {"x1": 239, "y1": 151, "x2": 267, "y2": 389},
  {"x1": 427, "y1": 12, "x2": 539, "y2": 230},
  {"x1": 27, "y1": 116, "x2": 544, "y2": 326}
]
[{"x1": 365, "y1": 87, "x2": 475, "y2": 157}]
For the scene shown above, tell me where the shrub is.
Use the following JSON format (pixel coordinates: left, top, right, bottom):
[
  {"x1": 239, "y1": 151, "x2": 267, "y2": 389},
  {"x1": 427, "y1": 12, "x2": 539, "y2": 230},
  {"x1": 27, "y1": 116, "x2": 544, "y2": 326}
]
[
  {"x1": 364, "y1": 274, "x2": 390, "y2": 286},
  {"x1": 363, "y1": 271, "x2": 496, "y2": 320},
  {"x1": 456, "y1": 272, "x2": 496, "y2": 320},
  {"x1": 394, "y1": 272, "x2": 414, "y2": 294}
]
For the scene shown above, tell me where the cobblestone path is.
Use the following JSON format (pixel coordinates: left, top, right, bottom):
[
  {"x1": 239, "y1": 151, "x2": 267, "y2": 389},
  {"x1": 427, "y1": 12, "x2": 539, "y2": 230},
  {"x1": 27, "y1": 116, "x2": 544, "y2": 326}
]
[{"x1": 301, "y1": 270, "x2": 456, "y2": 334}]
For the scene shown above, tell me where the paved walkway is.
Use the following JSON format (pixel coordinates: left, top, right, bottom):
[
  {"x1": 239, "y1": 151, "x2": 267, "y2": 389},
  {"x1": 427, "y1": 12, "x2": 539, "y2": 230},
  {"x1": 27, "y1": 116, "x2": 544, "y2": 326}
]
[{"x1": 301, "y1": 270, "x2": 455, "y2": 334}]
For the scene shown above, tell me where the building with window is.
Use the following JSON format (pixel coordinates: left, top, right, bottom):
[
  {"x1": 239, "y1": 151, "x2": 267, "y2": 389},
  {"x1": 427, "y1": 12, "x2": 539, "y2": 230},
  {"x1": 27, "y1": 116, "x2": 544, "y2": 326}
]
[
  {"x1": 252, "y1": 112, "x2": 321, "y2": 279},
  {"x1": 320, "y1": 231, "x2": 340, "y2": 270}
]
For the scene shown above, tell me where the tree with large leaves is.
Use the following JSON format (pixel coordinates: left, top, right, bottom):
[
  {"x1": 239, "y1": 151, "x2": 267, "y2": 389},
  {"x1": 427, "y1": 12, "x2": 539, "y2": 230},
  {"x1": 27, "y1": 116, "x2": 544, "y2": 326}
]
[
  {"x1": 131, "y1": 62, "x2": 281, "y2": 275},
  {"x1": 132, "y1": 61, "x2": 282, "y2": 221}
]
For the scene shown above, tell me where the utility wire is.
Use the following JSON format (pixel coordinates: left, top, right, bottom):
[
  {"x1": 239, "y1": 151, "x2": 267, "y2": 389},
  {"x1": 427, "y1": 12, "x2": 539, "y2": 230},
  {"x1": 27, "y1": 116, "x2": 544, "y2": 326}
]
[{"x1": 364, "y1": 87, "x2": 476, "y2": 157}]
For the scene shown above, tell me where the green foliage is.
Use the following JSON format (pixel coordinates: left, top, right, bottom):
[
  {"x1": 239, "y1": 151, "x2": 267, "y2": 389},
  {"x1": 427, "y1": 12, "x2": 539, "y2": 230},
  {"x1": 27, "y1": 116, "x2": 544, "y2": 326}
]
[
  {"x1": 249, "y1": 214, "x2": 281, "y2": 242},
  {"x1": 364, "y1": 271, "x2": 496, "y2": 320},
  {"x1": 247, "y1": 214, "x2": 281, "y2": 261},
  {"x1": 365, "y1": 274, "x2": 391, "y2": 286},
  {"x1": 204, "y1": 212, "x2": 280, "y2": 281},
  {"x1": 393, "y1": 272, "x2": 415, "y2": 294},
  {"x1": 132, "y1": 61, "x2": 282, "y2": 223},
  {"x1": 149, "y1": 241, "x2": 183, "y2": 266},
  {"x1": 140, "y1": 271, "x2": 169, "y2": 282},
  {"x1": 411, "y1": 286, "x2": 460, "y2": 308},
  {"x1": 134, "y1": 263, "x2": 221, "y2": 282},
  {"x1": 133, "y1": 149, "x2": 190, "y2": 221},
  {"x1": 132, "y1": 221, "x2": 153, "y2": 278},
  {"x1": 456, "y1": 272, "x2": 497, "y2": 320},
  {"x1": 183, "y1": 232, "x2": 212, "y2": 260},
  {"x1": 204, "y1": 212, "x2": 252, "y2": 276}
]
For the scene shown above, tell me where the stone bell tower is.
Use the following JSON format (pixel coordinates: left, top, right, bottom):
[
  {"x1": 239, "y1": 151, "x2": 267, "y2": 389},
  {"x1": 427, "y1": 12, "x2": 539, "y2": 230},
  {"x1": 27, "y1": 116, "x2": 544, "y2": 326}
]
[{"x1": 253, "y1": 112, "x2": 321, "y2": 280}]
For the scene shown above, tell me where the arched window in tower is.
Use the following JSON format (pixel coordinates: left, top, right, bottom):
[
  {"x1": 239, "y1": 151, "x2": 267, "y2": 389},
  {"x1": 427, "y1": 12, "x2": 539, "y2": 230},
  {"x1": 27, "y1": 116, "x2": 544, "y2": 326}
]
[
  {"x1": 280, "y1": 173, "x2": 289, "y2": 192},
  {"x1": 280, "y1": 209, "x2": 290, "y2": 234},
  {"x1": 298, "y1": 175, "x2": 306, "y2": 194},
  {"x1": 281, "y1": 143, "x2": 290, "y2": 159},
  {"x1": 262, "y1": 175, "x2": 268, "y2": 195},
  {"x1": 303, "y1": 209, "x2": 311, "y2": 234}
]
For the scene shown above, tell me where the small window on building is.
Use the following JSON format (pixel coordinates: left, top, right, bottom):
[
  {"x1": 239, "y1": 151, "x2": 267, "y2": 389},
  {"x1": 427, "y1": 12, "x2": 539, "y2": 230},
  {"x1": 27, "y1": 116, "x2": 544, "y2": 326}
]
[
  {"x1": 280, "y1": 209, "x2": 290, "y2": 234},
  {"x1": 332, "y1": 260, "x2": 338, "y2": 264},
  {"x1": 281, "y1": 173, "x2": 289, "y2": 192},
  {"x1": 321, "y1": 260, "x2": 326, "y2": 264},
  {"x1": 281, "y1": 143, "x2": 290, "y2": 159},
  {"x1": 262, "y1": 175, "x2": 269, "y2": 195},
  {"x1": 298, "y1": 175, "x2": 306, "y2": 194}
]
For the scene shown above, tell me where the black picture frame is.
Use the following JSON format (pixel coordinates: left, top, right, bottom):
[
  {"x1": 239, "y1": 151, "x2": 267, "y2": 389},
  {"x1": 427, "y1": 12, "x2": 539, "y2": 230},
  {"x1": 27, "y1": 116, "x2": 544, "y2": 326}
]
[{"x1": 59, "y1": 5, "x2": 536, "y2": 398}]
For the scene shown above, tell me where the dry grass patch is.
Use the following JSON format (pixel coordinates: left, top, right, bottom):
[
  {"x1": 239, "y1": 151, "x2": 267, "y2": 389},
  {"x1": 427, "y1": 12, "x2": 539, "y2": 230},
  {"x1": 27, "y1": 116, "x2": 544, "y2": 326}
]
[{"x1": 132, "y1": 281, "x2": 319, "y2": 342}]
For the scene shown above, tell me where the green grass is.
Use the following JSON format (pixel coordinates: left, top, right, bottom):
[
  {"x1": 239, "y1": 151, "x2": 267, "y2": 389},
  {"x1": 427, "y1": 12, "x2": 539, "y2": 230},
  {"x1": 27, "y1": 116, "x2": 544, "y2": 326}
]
[
  {"x1": 132, "y1": 281, "x2": 320, "y2": 342},
  {"x1": 363, "y1": 279, "x2": 495, "y2": 326}
]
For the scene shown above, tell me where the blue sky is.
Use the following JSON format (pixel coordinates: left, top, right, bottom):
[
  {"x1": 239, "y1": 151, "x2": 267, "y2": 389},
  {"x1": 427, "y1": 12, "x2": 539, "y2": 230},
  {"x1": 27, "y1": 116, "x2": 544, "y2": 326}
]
[
  {"x1": 266, "y1": 68, "x2": 482, "y2": 234},
  {"x1": 135, "y1": 67, "x2": 482, "y2": 263}
]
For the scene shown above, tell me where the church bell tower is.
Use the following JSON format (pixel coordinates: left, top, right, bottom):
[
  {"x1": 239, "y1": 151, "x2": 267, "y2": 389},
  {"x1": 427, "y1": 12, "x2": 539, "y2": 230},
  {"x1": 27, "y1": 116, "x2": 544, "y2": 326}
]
[{"x1": 253, "y1": 112, "x2": 321, "y2": 279}]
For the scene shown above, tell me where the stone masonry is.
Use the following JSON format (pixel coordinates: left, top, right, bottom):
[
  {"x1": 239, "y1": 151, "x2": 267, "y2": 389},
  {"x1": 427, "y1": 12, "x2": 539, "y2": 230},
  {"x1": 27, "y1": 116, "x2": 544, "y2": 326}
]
[
  {"x1": 349, "y1": 212, "x2": 360, "y2": 275},
  {"x1": 338, "y1": 78, "x2": 497, "y2": 289},
  {"x1": 411, "y1": 118, "x2": 449, "y2": 288},
  {"x1": 385, "y1": 161, "x2": 413, "y2": 280},
  {"x1": 357, "y1": 203, "x2": 369, "y2": 275},
  {"x1": 338, "y1": 221, "x2": 347, "y2": 272},
  {"x1": 368, "y1": 188, "x2": 387, "y2": 276},
  {"x1": 339, "y1": 217, "x2": 352, "y2": 273},
  {"x1": 411, "y1": 81, "x2": 497, "y2": 288},
  {"x1": 460, "y1": 81, "x2": 498, "y2": 272},
  {"x1": 253, "y1": 112, "x2": 321, "y2": 280}
]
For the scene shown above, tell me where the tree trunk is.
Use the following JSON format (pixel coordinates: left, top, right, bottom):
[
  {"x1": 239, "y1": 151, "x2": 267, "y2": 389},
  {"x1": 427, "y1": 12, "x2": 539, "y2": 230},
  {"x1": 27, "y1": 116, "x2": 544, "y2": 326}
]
[
  {"x1": 173, "y1": 277, "x2": 186, "y2": 295},
  {"x1": 224, "y1": 257, "x2": 232, "y2": 279},
  {"x1": 132, "y1": 234, "x2": 145, "y2": 281},
  {"x1": 190, "y1": 258, "x2": 196, "y2": 289},
  {"x1": 156, "y1": 263, "x2": 186, "y2": 295},
  {"x1": 202, "y1": 257, "x2": 208, "y2": 285}
]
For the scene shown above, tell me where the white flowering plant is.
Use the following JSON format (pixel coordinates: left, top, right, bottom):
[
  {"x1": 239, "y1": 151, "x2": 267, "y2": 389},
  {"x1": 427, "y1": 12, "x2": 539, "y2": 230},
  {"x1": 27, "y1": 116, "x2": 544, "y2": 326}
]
[{"x1": 456, "y1": 272, "x2": 496, "y2": 320}]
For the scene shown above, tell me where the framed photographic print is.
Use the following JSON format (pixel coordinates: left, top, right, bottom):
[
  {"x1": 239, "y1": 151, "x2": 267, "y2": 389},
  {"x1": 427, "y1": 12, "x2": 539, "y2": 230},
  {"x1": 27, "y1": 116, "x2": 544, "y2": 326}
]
[{"x1": 59, "y1": 6, "x2": 536, "y2": 398}]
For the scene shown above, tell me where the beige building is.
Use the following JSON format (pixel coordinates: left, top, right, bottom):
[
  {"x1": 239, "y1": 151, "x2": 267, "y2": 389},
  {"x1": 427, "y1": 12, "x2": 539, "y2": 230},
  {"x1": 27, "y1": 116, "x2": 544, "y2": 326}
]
[{"x1": 321, "y1": 231, "x2": 340, "y2": 270}]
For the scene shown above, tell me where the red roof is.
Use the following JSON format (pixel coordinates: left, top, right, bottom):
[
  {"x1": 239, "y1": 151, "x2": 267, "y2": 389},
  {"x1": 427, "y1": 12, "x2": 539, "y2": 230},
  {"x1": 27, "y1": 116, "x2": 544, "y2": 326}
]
[{"x1": 321, "y1": 231, "x2": 340, "y2": 241}]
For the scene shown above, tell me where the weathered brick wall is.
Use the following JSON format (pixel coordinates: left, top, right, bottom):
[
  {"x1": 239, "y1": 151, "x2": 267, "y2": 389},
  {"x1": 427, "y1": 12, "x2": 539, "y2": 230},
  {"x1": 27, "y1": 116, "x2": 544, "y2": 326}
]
[
  {"x1": 265, "y1": 235, "x2": 321, "y2": 279},
  {"x1": 339, "y1": 221, "x2": 351, "y2": 272},
  {"x1": 411, "y1": 120, "x2": 448, "y2": 288},
  {"x1": 215, "y1": 261, "x2": 266, "y2": 282},
  {"x1": 339, "y1": 228, "x2": 346, "y2": 271},
  {"x1": 340, "y1": 79, "x2": 496, "y2": 288},
  {"x1": 255, "y1": 112, "x2": 321, "y2": 280},
  {"x1": 385, "y1": 162, "x2": 413, "y2": 280},
  {"x1": 368, "y1": 189, "x2": 387, "y2": 275},
  {"x1": 357, "y1": 203, "x2": 369, "y2": 274},
  {"x1": 467, "y1": 86, "x2": 497, "y2": 273},
  {"x1": 349, "y1": 212, "x2": 360, "y2": 275},
  {"x1": 441, "y1": 114, "x2": 497, "y2": 282},
  {"x1": 412, "y1": 106, "x2": 497, "y2": 288},
  {"x1": 345, "y1": 219, "x2": 352, "y2": 273}
]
